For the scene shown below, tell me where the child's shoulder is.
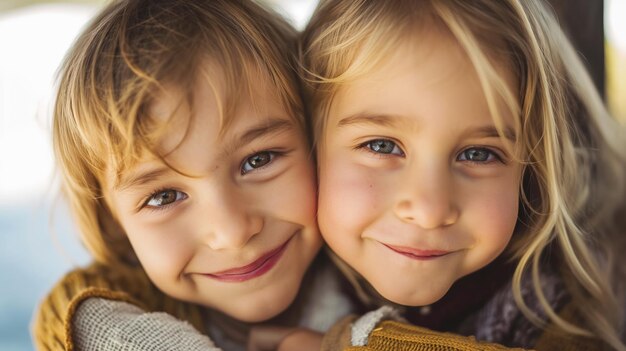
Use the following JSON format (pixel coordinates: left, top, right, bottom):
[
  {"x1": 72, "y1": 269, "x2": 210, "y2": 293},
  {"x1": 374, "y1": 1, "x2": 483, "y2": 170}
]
[
  {"x1": 32, "y1": 262, "x2": 150, "y2": 350},
  {"x1": 472, "y1": 264, "x2": 610, "y2": 350},
  {"x1": 35, "y1": 262, "x2": 155, "y2": 317},
  {"x1": 32, "y1": 262, "x2": 205, "y2": 350}
]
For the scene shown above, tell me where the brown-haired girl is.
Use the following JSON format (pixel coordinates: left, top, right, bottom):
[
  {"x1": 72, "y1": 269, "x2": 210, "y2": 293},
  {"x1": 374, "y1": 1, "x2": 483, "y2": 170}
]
[{"x1": 33, "y1": 1, "x2": 351, "y2": 350}]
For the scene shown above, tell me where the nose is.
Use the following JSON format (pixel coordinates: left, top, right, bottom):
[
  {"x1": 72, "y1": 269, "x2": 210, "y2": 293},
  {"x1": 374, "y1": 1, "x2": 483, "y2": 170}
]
[
  {"x1": 200, "y1": 184, "x2": 263, "y2": 250},
  {"x1": 393, "y1": 163, "x2": 459, "y2": 229}
]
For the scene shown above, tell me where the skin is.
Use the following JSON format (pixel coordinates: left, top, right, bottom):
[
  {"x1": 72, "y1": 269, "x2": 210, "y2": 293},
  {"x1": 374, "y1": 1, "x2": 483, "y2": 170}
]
[
  {"x1": 317, "y1": 27, "x2": 523, "y2": 307},
  {"x1": 104, "y1": 64, "x2": 322, "y2": 323}
]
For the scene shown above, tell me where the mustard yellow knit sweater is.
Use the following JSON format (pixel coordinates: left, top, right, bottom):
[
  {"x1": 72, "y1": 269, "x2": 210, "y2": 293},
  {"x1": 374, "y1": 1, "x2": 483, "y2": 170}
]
[
  {"x1": 320, "y1": 307, "x2": 605, "y2": 351},
  {"x1": 34, "y1": 263, "x2": 606, "y2": 351},
  {"x1": 32, "y1": 263, "x2": 205, "y2": 351}
]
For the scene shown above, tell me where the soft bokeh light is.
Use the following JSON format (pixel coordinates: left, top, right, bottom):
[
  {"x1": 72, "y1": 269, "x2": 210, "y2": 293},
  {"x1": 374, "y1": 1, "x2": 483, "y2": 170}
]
[
  {"x1": 606, "y1": 0, "x2": 626, "y2": 52},
  {"x1": 0, "y1": 5, "x2": 95, "y2": 350},
  {"x1": 267, "y1": 0, "x2": 318, "y2": 30},
  {"x1": 606, "y1": 0, "x2": 626, "y2": 121},
  {"x1": 0, "y1": 4, "x2": 97, "y2": 205}
]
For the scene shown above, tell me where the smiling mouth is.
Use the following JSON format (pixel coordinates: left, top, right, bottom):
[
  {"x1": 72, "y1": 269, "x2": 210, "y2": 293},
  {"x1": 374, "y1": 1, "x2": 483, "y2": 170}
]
[
  {"x1": 382, "y1": 243, "x2": 451, "y2": 260},
  {"x1": 204, "y1": 237, "x2": 293, "y2": 283}
]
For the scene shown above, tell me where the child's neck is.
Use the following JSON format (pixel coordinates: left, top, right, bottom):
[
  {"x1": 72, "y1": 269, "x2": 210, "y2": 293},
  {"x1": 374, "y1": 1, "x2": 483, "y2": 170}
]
[
  {"x1": 204, "y1": 294, "x2": 305, "y2": 348},
  {"x1": 348, "y1": 254, "x2": 516, "y2": 333},
  {"x1": 405, "y1": 254, "x2": 516, "y2": 332}
]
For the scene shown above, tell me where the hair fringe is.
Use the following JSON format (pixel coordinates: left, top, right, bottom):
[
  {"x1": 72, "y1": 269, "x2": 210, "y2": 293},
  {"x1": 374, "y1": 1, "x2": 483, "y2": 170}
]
[{"x1": 54, "y1": 0, "x2": 306, "y2": 266}]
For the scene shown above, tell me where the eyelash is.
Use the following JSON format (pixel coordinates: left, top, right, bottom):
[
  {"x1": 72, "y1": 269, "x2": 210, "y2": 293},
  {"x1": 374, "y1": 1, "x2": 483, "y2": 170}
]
[
  {"x1": 138, "y1": 150, "x2": 287, "y2": 212},
  {"x1": 140, "y1": 187, "x2": 188, "y2": 212},
  {"x1": 240, "y1": 150, "x2": 286, "y2": 175},
  {"x1": 357, "y1": 138, "x2": 505, "y2": 164},
  {"x1": 356, "y1": 138, "x2": 404, "y2": 157},
  {"x1": 457, "y1": 147, "x2": 504, "y2": 164}
]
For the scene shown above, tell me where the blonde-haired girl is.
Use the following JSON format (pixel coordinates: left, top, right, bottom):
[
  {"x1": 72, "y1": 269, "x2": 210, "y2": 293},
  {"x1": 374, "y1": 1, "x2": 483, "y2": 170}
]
[
  {"x1": 33, "y1": 0, "x2": 351, "y2": 350},
  {"x1": 300, "y1": 0, "x2": 626, "y2": 350}
]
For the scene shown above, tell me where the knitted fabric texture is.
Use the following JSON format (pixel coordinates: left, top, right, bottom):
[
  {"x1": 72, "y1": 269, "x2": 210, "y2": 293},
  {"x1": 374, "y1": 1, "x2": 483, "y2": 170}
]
[
  {"x1": 322, "y1": 309, "x2": 603, "y2": 351},
  {"x1": 351, "y1": 306, "x2": 405, "y2": 346},
  {"x1": 322, "y1": 266, "x2": 606, "y2": 351},
  {"x1": 32, "y1": 263, "x2": 205, "y2": 351},
  {"x1": 348, "y1": 320, "x2": 529, "y2": 351},
  {"x1": 73, "y1": 298, "x2": 218, "y2": 350},
  {"x1": 473, "y1": 268, "x2": 568, "y2": 347}
]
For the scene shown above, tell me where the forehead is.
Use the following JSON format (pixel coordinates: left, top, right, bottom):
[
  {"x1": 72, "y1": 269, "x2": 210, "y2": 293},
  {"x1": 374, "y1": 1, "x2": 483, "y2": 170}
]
[
  {"x1": 109, "y1": 65, "x2": 298, "y2": 184},
  {"x1": 150, "y1": 60, "x2": 295, "y2": 151},
  {"x1": 328, "y1": 28, "x2": 518, "y2": 128},
  {"x1": 320, "y1": 51, "x2": 520, "y2": 159}
]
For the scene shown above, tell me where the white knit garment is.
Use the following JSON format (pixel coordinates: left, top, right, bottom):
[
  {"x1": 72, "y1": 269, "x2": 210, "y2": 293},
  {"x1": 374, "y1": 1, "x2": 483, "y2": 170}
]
[
  {"x1": 350, "y1": 305, "x2": 405, "y2": 346},
  {"x1": 74, "y1": 298, "x2": 221, "y2": 351},
  {"x1": 73, "y1": 263, "x2": 354, "y2": 351}
]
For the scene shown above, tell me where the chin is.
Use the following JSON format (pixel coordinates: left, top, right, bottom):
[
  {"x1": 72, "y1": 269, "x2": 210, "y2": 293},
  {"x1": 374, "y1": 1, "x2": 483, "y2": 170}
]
[
  {"x1": 373, "y1": 279, "x2": 452, "y2": 307},
  {"x1": 229, "y1": 302, "x2": 288, "y2": 323},
  {"x1": 228, "y1": 285, "x2": 300, "y2": 323}
]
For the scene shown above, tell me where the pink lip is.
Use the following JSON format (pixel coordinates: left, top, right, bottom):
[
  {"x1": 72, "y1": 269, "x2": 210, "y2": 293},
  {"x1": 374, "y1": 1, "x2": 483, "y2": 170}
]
[
  {"x1": 204, "y1": 238, "x2": 291, "y2": 282},
  {"x1": 383, "y1": 243, "x2": 451, "y2": 260}
]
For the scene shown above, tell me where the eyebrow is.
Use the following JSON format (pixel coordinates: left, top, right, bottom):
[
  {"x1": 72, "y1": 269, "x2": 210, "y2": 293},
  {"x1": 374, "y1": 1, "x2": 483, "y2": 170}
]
[
  {"x1": 337, "y1": 113, "x2": 516, "y2": 142},
  {"x1": 337, "y1": 113, "x2": 401, "y2": 128},
  {"x1": 236, "y1": 118, "x2": 295, "y2": 147},
  {"x1": 467, "y1": 125, "x2": 517, "y2": 142},
  {"x1": 115, "y1": 118, "x2": 296, "y2": 191},
  {"x1": 115, "y1": 166, "x2": 171, "y2": 192}
]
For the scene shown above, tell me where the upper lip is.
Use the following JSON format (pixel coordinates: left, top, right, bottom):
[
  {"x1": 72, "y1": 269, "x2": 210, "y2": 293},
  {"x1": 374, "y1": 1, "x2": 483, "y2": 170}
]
[
  {"x1": 206, "y1": 238, "x2": 291, "y2": 277},
  {"x1": 382, "y1": 243, "x2": 451, "y2": 257}
]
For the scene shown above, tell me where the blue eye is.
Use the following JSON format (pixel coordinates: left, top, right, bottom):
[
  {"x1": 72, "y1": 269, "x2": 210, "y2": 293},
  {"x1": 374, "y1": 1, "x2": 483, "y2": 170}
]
[
  {"x1": 144, "y1": 189, "x2": 187, "y2": 208},
  {"x1": 241, "y1": 151, "x2": 276, "y2": 174},
  {"x1": 364, "y1": 139, "x2": 404, "y2": 155},
  {"x1": 457, "y1": 147, "x2": 499, "y2": 163}
]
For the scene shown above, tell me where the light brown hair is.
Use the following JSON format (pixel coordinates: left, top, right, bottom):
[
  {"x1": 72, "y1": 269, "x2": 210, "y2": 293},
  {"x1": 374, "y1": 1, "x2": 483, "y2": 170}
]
[{"x1": 54, "y1": 0, "x2": 305, "y2": 266}]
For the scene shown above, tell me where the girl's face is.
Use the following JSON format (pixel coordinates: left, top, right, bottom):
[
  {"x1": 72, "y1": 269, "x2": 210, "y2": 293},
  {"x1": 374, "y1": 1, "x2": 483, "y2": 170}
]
[
  {"x1": 105, "y1": 66, "x2": 321, "y2": 322},
  {"x1": 317, "y1": 29, "x2": 523, "y2": 306}
]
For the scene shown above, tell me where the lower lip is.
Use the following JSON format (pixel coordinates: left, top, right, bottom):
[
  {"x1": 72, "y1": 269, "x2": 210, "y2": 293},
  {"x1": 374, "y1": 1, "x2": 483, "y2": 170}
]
[
  {"x1": 204, "y1": 238, "x2": 291, "y2": 283},
  {"x1": 382, "y1": 244, "x2": 451, "y2": 261}
]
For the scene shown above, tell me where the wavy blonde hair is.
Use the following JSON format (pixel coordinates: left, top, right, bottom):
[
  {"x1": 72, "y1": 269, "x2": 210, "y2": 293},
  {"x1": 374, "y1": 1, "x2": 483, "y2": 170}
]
[
  {"x1": 54, "y1": 0, "x2": 306, "y2": 267},
  {"x1": 300, "y1": 0, "x2": 626, "y2": 349}
]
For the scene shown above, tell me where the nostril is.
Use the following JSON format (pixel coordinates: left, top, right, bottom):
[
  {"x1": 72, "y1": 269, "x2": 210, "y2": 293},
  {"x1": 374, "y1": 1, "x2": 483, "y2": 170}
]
[{"x1": 394, "y1": 196, "x2": 459, "y2": 229}]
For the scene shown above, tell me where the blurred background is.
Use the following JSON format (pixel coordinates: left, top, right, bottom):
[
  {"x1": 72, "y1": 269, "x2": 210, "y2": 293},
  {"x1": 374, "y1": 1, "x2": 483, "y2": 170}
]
[{"x1": 0, "y1": 0, "x2": 624, "y2": 350}]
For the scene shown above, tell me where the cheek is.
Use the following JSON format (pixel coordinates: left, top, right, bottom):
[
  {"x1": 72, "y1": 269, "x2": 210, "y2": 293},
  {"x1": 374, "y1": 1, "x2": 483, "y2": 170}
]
[
  {"x1": 264, "y1": 158, "x2": 318, "y2": 225},
  {"x1": 481, "y1": 192, "x2": 518, "y2": 240},
  {"x1": 122, "y1": 219, "x2": 194, "y2": 278},
  {"x1": 464, "y1": 177, "x2": 520, "y2": 259},
  {"x1": 318, "y1": 154, "x2": 383, "y2": 242}
]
